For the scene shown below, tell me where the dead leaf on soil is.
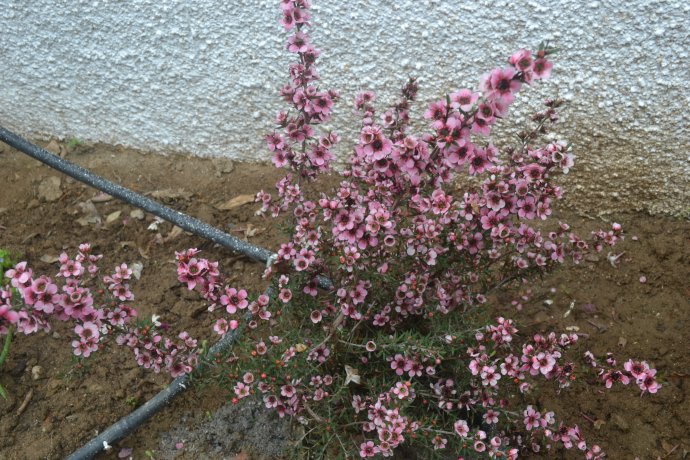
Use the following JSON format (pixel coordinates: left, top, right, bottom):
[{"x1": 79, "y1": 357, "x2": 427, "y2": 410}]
[
  {"x1": 130, "y1": 262, "x2": 144, "y2": 280},
  {"x1": 0, "y1": 208, "x2": 7, "y2": 215},
  {"x1": 593, "y1": 419, "x2": 606, "y2": 430},
  {"x1": 130, "y1": 209, "x2": 145, "y2": 220},
  {"x1": 163, "y1": 225, "x2": 184, "y2": 243},
  {"x1": 91, "y1": 192, "x2": 113, "y2": 203},
  {"x1": 147, "y1": 188, "x2": 192, "y2": 201},
  {"x1": 138, "y1": 245, "x2": 150, "y2": 260},
  {"x1": 244, "y1": 223, "x2": 264, "y2": 238},
  {"x1": 40, "y1": 255, "x2": 60, "y2": 264},
  {"x1": 215, "y1": 194, "x2": 255, "y2": 210},
  {"x1": 618, "y1": 336, "x2": 627, "y2": 347},
  {"x1": 586, "y1": 319, "x2": 608, "y2": 332},
  {"x1": 45, "y1": 139, "x2": 66, "y2": 157},
  {"x1": 105, "y1": 210, "x2": 122, "y2": 224},
  {"x1": 344, "y1": 365, "x2": 361, "y2": 385}
]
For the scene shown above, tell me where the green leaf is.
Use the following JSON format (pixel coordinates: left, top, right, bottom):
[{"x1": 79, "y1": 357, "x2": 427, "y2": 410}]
[{"x1": 0, "y1": 383, "x2": 7, "y2": 400}]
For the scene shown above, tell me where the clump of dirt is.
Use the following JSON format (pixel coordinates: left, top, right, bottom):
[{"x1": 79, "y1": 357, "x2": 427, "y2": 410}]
[{"x1": 0, "y1": 139, "x2": 688, "y2": 459}]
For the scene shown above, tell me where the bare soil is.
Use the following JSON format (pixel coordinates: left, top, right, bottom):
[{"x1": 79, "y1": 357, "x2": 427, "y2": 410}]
[{"x1": 0, "y1": 140, "x2": 688, "y2": 459}]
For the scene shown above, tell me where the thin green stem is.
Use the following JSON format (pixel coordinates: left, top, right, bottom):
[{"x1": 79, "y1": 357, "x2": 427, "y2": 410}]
[{"x1": 0, "y1": 326, "x2": 14, "y2": 368}]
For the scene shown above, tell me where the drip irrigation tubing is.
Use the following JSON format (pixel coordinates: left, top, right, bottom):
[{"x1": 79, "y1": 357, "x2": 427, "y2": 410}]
[
  {"x1": 65, "y1": 289, "x2": 273, "y2": 460},
  {"x1": 2, "y1": 126, "x2": 335, "y2": 457}
]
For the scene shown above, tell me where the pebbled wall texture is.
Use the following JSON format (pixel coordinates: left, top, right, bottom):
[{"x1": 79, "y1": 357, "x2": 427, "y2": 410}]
[{"x1": 1, "y1": 0, "x2": 688, "y2": 215}]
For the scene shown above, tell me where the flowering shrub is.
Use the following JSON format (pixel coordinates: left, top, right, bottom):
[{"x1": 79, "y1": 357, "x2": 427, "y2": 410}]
[
  {"x1": 0, "y1": 1, "x2": 661, "y2": 458},
  {"x1": 213, "y1": 1, "x2": 658, "y2": 458}
]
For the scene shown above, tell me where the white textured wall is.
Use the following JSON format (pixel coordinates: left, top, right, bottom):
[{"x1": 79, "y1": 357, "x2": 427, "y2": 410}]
[{"x1": 1, "y1": 1, "x2": 688, "y2": 215}]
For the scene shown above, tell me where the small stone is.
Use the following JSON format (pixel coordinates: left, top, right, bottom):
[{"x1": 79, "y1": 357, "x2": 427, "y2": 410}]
[
  {"x1": 52, "y1": 331, "x2": 61, "y2": 339},
  {"x1": 31, "y1": 365, "x2": 43, "y2": 381},
  {"x1": 45, "y1": 139, "x2": 61, "y2": 155},
  {"x1": 38, "y1": 176, "x2": 63, "y2": 202},
  {"x1": 130, "y1": 209, "x2": 145, "y2": 220}
]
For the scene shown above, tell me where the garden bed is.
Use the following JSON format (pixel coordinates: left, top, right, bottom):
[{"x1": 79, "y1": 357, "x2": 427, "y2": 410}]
[{"x1": 0, "y1": 140, "x2": 688, "y2": 459}]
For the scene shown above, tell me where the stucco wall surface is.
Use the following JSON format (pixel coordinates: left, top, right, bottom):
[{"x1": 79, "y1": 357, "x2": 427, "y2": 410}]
[{"x1": 0, "y1": 1, "x2": 688, "y2": 215}]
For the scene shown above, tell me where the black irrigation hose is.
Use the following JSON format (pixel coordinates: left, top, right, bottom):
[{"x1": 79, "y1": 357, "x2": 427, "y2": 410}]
[
  {"x1": 0, "y1": 126, "x2": 333, "y2": 290},
  {"x1": 2, "y1": 126, "x2": 335, "y2": 458},
  {"x1": 66, "y1": 288, "x2": 273, "y2": 460},
  {"x1": 0, "y1": 126, "x2": 272, "y2": 264}
]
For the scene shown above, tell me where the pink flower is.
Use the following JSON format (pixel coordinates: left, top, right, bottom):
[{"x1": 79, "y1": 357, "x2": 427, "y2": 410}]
[
  {"x1": 424, "y1": 101, "x2": 447, "y2": 120},
  {"x1": 213, "y1": 318, "x2": 229, "y2": 335},
  {"x1": 72, "y1": 337, "x2": 98, "y2": 357},
  {"x1": 483, "y1": 67, "x2": 522, "y2": 103},
  {"x1": 5, "y1": 262, "x2": 33, "y2": 288},
  {"x1": 449, "y1": 89, "x2": 478, "y2": 112},
  {"x1": 483, "y1": 409, "x2": 499, "y2": 424},
  {"x1": 390, "y1": 354, "x2": 406, "y2": 376},
  {"x1": 75, "y1": 322, "x2": 100, "y2": 341},
  {"x1": 454, "y1": 419, "x2": 470, "y2": 437},
  {"x1": 220, "y1": 287, "x2": 249, "y2": 314},
  {"x1": 624, "y1": 359, "x2": 649, "y2": 381},
  {"x1": 287, "y1": 31, "x2": 310, "y2": 53},
  {"x1": 531, "y1": 352, "x2": 556, "y2": 376},
  {"x1": 602, "y1": 370, "x2": 630, "y2": 388},
  {"x1": 510, "y1": 48, "x2": 534, "y2": 73},
  {"x1": 533, "y1": 58, "x2": 553, "y2": 79},
  {"x1": 480, "y1": 365, "x2": 500, "y2": 387},
  {"x1": 310, "y1": 310, "x2": 322, "y2": 323},
  {"x1": 280, "y1": 384, "x2": 295, "y2": 398},
  {"x1": 638, "y1": 369, "x2": 661, "y2": 394},
  {"x1": 279, "y1": 288, "x2": 292, "y2": 303},
  {"x1": 0, "y1": 305, "x2": 19, "y2": 327},
  {"x1": 234, "y1": 381, "x2": 250, "y2": 399},
  {"x1": 523, "y1": 405, "x2": 543, "y2": 430},
  {"x1": 359, "y1": 441, "x2": 378, "y2": 458},
  {"x1": 474, "y1": 440, "x2": 486, "y2": 452}
]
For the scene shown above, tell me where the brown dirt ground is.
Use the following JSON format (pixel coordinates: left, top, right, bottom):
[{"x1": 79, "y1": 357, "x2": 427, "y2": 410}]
[{"x1": 0, "y1": 139, "x2": 688, "y2": 459}]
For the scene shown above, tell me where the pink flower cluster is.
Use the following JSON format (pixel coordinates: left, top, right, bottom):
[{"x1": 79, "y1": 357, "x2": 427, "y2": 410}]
[
  {"x1": 262, "y1": 0, "x2": 340, "y2": 189},
  {"x1": 174, "y1": 248, "x2": 272, "y2": 328},
  {"x1": 585, "y1": 351, "x2": 661, "y2": 395},
  {"x1": 2, "y1": 244, "x2": 104, "y2": 338},
  {"x1": 1, "y1": 245, "x2": 202, "y2": 378}
]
